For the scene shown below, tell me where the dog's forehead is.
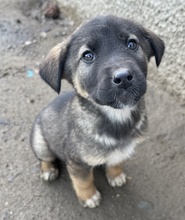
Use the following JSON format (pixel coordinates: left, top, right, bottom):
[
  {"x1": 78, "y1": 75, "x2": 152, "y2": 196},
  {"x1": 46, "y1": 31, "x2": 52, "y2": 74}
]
[
  {"x1": 70, "y1": 16, "x2": 145, "y2": 51},
  {"x1": 75, "y1": 16, "x2": 143, "y2": 40}
]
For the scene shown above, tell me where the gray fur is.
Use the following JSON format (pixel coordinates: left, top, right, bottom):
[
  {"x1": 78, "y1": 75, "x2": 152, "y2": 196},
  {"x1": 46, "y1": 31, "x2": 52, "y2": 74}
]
[{"x1": 30, "y1": 15, "x2": 164, "y2": 192}]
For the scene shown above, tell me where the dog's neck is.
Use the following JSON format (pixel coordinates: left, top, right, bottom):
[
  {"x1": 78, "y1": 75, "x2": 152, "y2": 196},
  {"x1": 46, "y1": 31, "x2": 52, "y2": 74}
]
[
  {"x1": 75, "y1": 94, "x2": 147, "y2": 142},
  {"x1": 99, "y1": 105, "x2": 135, "y2": 124},
  {"x1": 76, "y1": 93, "x2": 144, "y2": 125}
]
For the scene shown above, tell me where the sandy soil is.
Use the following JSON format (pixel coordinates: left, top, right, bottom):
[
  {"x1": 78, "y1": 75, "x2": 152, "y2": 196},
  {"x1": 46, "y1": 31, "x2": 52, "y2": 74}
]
[{"x1": 0, "y1": 1, "x2": 185, "y2": 220}]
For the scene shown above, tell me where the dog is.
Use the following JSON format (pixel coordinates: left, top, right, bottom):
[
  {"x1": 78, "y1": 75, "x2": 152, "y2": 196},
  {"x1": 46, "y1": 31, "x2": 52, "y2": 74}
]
[{"x1": 30, "y1": 15, "x2": 165, "y2": 208}]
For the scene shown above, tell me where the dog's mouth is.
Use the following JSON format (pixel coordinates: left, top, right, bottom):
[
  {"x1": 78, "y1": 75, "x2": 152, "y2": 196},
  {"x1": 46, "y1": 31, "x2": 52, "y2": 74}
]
[
  {"x1": 94, "y1": 91, "x2": 141, "y2": 109},
  {"x1": 85, "y1": 70, "x2": 147, "y2": 109}
]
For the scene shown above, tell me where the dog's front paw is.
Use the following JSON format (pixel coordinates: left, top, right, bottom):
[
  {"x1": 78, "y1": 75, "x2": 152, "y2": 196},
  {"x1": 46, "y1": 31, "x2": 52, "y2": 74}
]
[
  {"x1": 40, "y1": 167, "x2": 59, "y2": 181},
  {"x1": 107, "y1": 172, "x2": 127, "y2": 187},
  {"x1": 80, "y1": 190, "x2": 102, "y2": 208}
]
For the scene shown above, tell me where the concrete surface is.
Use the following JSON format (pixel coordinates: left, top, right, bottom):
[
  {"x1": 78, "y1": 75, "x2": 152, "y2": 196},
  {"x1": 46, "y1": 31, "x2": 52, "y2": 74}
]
[{"x1": 0, "y1": 1, "x2": 185, "y2": 220}]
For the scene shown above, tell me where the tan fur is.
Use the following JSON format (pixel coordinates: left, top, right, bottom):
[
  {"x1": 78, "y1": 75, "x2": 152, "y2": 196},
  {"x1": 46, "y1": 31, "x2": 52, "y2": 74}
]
[
  {"x1": 44, "y1": 42, "x2": 64, "y2": 68},
  {"x1": 41, "y1": 161, "x2": 55, "y2": 172},
  {"x1": 106, "y1": 164, "x2": 124, "y2": 180},
  {"x1": 68, "y1": 169, "x2": 97, "y2": 203},
  {"x1": 47, "y1": 37, "x2": 71, "y2": 59},
  {"x1": 73, "y1": 74, "x2": 89, "y2": 98}
]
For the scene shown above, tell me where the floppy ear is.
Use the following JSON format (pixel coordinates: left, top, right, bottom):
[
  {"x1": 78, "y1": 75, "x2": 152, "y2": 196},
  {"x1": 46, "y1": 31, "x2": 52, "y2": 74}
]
[
  {"x1": 146, "y1": 31, "x2": 165, "y2": 67},
  {"x1": 39, "y1": 39, "x2": 70, "y2": 93}
]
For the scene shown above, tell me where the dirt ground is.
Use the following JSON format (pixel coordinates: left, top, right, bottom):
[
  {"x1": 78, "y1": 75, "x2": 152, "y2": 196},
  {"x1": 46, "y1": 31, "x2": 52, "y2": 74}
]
[{"x1": 0, "y1": 1, "x2": 185, "y2": 220}]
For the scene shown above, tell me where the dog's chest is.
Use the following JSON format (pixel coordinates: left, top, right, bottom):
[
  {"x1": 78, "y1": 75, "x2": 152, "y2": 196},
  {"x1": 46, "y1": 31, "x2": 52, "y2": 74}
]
[
  {"x1": 80, "y1": 104, "x2": 144, "y2": 167},
  {"x1": 106, "y1": 142, "x2": 136, "y2": 166},
  {"x1": 82, "y1": 141, "x2": 136, "y2": 167}
]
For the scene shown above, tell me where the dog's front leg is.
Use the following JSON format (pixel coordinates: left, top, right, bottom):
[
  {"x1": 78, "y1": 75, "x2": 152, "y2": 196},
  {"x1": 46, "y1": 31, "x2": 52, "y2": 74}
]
[
  {"x1": 106, "y1": 163, "x2": 127, "y2": 187},
  {"x1": 67, "y1": 162, "x2": 101, "y2": 208}
]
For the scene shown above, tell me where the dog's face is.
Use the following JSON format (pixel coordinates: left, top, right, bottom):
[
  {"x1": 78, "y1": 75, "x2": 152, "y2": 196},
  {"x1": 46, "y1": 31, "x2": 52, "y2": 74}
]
[{"x1": 40, "y1": 16, "x2": 165, "y2": 108}]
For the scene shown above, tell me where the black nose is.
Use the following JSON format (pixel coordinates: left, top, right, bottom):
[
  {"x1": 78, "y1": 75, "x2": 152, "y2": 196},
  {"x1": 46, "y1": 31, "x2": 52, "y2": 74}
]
[{"x1": 112, "y1": 70, "x2": 133, "y2": 89}]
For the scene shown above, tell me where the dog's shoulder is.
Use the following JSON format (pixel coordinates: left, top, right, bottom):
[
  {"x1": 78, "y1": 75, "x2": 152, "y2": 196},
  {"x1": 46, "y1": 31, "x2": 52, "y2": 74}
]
[
  {"x1": 37, "y1": 90, "x2": 75, "y2": 124},
  {"x1": 50, "y1": 90, "x2": 75, "y2": 111}
]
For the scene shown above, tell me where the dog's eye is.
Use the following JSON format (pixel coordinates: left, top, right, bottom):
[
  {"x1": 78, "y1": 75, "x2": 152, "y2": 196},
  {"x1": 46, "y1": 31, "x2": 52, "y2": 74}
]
[
  {"x1": 127, "y1": 40, "x2": 138, "y2": 50},
  {"x1": 82, "y1": 51, "x2": 95, "y2": 62}
]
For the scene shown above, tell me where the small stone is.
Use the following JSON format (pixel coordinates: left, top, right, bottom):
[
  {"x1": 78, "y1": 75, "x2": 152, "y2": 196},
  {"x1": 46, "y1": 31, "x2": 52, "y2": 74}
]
[
  {"x1": 7, "y1": 45, "x2": 12, "y2": 49},
  {"x1": 43, "y1": 28, "x2": 51, "y2": 33},
  {"x1": 35, "y1": 62, "x2": 40, "y2": 67},
  {"x1": 16, "y1": 19, "x2": 21, "y2": 24},
  {"x1": 43, "y1": 3, "x2": 60, "y2": 19},
  {"x1": 66, "y1": 21, "x2": 75, "y2": 26},
  {"x1": 61, "y1": 31, "x2": 67, "y2": 36},
  {"x1": 24, "y1": 41, "x2": 32, "y2": 46},
  {"x1": 40, "y1": 31, "x2": 47, "y2": 39}
]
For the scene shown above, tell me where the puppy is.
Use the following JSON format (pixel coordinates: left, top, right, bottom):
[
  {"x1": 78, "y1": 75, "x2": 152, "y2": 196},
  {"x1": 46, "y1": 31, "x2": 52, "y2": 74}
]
[{"x1": 30, "y1": 15, "x2": 165, "y2": 208}]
